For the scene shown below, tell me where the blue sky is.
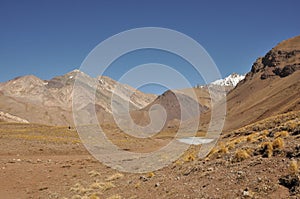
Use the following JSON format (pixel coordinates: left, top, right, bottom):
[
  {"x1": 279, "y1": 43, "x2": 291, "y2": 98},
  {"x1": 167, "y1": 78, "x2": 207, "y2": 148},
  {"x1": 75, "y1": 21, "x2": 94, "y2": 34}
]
[{"x1": 0, "y1": 0, "x2": 299, "y2": 94}]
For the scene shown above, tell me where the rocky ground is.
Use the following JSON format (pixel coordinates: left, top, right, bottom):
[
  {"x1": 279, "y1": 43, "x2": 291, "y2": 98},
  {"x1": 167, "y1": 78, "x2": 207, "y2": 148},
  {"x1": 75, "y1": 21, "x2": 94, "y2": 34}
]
[{"x1": 0, "y1": 111, "x2": 300, "y2": 199}]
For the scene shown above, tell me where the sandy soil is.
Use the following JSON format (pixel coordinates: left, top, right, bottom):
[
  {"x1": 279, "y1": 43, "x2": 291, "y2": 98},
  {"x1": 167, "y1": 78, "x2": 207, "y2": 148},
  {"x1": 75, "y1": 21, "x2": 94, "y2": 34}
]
[{"x1": 1, "y1": 112, "x2": 300, "y2": 199}]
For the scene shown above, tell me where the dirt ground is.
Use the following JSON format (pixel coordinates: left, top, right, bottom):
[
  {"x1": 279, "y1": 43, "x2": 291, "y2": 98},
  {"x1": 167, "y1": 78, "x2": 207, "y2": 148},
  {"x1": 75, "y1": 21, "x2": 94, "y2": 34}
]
[{"x1": 1, "y1": 112, "x2": 300, "y2": 199}]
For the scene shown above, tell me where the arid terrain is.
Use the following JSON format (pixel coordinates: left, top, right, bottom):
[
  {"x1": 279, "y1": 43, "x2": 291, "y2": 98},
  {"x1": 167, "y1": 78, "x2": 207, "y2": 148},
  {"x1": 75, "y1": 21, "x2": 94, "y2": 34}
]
[
  {"x1": 1, "y1": 111, "x2": 300, "y2": 199},
  {"x1": 0, "y1": 35, "x2": 300, "y2": 199}
]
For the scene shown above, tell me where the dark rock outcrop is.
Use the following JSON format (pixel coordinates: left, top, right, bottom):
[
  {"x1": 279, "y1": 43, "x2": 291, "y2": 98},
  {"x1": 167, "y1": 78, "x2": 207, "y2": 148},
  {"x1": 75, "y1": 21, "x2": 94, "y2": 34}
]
[{"x1": 247, "y1": 35, "x2": 300, "y2": 80}]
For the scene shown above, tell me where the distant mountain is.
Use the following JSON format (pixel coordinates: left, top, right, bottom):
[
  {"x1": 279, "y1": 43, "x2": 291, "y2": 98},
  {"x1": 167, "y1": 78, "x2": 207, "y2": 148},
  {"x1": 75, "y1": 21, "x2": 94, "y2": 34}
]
[
  {"x1": 210, "y1": 73, "x2": 245, "y2": 87},
  {"x1": 118, "y1": 89, "x2": 209, "y2": 134},
  {"x1": 2, "y1": 35, "x2": 299, "y2": 131},
  {"x1": 188, "y1": 73, "x2": 245, "y2": 109},
  {"x1": 0, "y1": 70, "x2": 156, "y2": 126}
]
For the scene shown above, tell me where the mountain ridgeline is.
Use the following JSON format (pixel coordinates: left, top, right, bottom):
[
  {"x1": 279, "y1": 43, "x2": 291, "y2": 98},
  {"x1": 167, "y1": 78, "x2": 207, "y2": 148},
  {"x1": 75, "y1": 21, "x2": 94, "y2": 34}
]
[
  {"x1": 0, "y1": 70, "x2": 156, "y2": 126},
  {"x1": 0, "y1": 35, "x2": 299, "y2": 132}
]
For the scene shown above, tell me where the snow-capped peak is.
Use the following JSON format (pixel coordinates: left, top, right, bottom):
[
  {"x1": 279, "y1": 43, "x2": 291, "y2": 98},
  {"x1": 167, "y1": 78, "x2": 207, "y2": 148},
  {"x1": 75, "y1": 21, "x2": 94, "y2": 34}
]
[
  {"x1": 211, "y1": 73, "x2": 245, "y2": 87},
  {"x1": 72, "y1": 69, "x2": 81, "y2": 73}
]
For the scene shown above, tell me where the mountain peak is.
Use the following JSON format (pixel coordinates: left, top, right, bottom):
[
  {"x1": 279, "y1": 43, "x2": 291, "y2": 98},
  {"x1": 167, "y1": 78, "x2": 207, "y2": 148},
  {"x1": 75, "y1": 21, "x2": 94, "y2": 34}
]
[{"x1": 210, "y1": 73, "x2": 245, "y2": 87}]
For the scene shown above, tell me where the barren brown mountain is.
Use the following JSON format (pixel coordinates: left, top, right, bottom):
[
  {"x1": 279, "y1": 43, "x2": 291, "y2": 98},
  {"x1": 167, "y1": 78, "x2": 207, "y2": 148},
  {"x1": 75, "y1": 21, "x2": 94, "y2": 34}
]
[
  {"x1": 199, "y1": 35, "x2": 300, "y2": 132},
  {"x1": 0, "y1": 70, "x2": 156, "y2": 126},
  {"x1": 129, "y1": 90, "x2": 208, "y2": 128}
]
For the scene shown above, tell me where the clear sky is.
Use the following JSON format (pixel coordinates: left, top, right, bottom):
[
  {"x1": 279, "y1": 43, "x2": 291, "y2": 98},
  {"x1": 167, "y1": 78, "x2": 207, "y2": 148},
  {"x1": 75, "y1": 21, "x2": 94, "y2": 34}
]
[{"x1": 0, "y1": 0, "x2": 299, "y2": 94}]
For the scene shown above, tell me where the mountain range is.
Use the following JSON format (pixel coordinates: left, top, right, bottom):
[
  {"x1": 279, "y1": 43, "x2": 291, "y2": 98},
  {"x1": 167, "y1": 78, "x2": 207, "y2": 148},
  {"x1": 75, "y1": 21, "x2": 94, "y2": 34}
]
[
  {"x1": 0, "y1": 70, "x2": 156, "y2": 125},
  {"x1": 0, "y1": 35, "x2": 299, "y2": 133}
]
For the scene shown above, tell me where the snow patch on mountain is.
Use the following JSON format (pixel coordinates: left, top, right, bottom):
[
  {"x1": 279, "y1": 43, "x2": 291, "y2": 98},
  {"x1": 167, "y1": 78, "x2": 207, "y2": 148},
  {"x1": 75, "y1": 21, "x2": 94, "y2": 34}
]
[{"x1": 211, "y1": 73, "x2": 245, "y2": 87}]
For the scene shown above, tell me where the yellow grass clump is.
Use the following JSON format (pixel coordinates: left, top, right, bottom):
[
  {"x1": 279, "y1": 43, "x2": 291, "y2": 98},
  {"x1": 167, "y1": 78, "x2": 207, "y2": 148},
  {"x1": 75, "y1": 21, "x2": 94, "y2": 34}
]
[
  {"x1": 275, "y1": 131, "x2": 289, "y2": 138},
  {"x1": 260, "y1": 142, "x2": 273, "y2": 158},
  {"x1": 289, "y1": 160, "x2": 299, "y2": 174},
  {"x1": 90, "y1": 181, "x2": 115, "y2": 191},
  {"x1": 147, "y1": 172, "x2": 155, "y2": 178},
  {"x1": 234, "y1": 149, "x2": 250, "y2": 162},
  {"x1": 183, "y1": 152, "x2": 196, "y2": 162},
  {"x1": 106, "y1": 173, "x2": 124, "y2": 181},
  {"x1": 70, "y1": 183, "x2": 92, "y2": 195},
  {"x1": 186, "y1": 154, "x2": 196, "y2": 162},
  {"x1": 227, "y1": 142, "x2": 236, "y2": 150},
  {"x1": 287, "y1": 122, "x2": 298, "y2": 131},
  {"x1": 219, "y1": 144, "x2": 229, "y2": 154},
  {"x1": 246, "y1": 133, "x2": 259, "y2": 142},
  {"x1": 208, "y1": 148, "x2": 218, "y2": 157},
  {"x1": 90, "y1": 194, "x2": 101, "y2": 199},
  {"x1": 272, "y1": 137, "x2": 284, "y2": 150},
  {"x1": 233, "y1": 137, "x2": 246, "y2": 145},
  {"x1": 88, "y1": 170, "x2": 101, "y2": 177},
  {"x1": 262, "y1": 130, "x2": 269, "y2": 136},
  {"x1": 257, "y1": 134, "x2": 268, "y2": 141},
  {"x1": 106, "y1": 194, "x2": 122, "y2": 199}
]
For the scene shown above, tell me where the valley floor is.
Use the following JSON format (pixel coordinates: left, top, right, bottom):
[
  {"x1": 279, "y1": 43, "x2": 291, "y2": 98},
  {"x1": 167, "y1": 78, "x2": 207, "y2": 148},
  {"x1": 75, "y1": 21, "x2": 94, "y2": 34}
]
[{"x1": 0, "y1": 111, "x2": 300, "y2": 198}]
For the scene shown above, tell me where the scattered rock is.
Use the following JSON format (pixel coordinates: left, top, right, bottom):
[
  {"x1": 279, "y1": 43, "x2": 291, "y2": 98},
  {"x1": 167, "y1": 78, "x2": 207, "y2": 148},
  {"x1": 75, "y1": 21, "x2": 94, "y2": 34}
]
[
  {"x1": 237, "y1": 171, "x2": 244, "y2": 175},
  {"x1": 279, "y1": 174, "x2": 300, "y2": 194},
  {"x1": 242, "y1": 187, "x2": 254, "y2": 197},
  {"x1": 140, "y1": 176, "x2": 148, "y2": 182},
  {"x1": 38, "y1": 187, "x2": 48, "y2": 191},
  {"x1": 257, "y1": 177, "x2": 262, "y2": 183},
  {"x1": 207, "y1": 167, "x2": 214, "y2": 172},
  {"x1": 61, "y1": 165, "x2": 71, "y2": 168}
]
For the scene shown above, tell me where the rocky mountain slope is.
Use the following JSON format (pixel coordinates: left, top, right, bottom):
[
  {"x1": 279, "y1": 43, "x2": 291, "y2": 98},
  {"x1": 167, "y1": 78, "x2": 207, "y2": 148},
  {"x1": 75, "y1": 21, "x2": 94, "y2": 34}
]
[
  {"x1": 200, "y1": 35, "x2": 300, "y2": 132},
  {"x1": 0, "y1": 70, "x2": 156, "y2": 126}
]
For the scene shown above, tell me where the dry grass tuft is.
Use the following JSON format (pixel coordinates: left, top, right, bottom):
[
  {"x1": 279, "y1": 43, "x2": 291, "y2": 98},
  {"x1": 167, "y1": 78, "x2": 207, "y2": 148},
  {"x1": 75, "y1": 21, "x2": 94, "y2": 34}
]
[
  {"x1": 234, "y1": 149, "x2": 250, "y2": 162},
  {"x1": 147, "y1": 172, "x2": 155, "y2": 178},
  {"x1": 90, "y1": 181, "x2": 115, "y2": 191},
  {"x1": 289, "y1": 160, "x2": 299, "y2": 174},
  {"x1": 106, "y1": 194, "x2": 122, "y2": 199},
  {"x1": 233, "y1": 137, "x2": 246, "y2": 145},
  {"x1": 100, "y1": 182, "x2": 115, "y2": 191},
  {"x1": 207, "y1": 148, "x2": 218, "y2": 157},
  {"x1": 134, "y1": 182, "x2": 141, "y2": 189},
  {"x1": 275, "y1": 131, "x2": 289, "y2": 138},
  {"x1": 71, "y1": 195, "x2": 82, "y2": 199},
  {"x1": 287, "y1": 122, "x2": 298, "y2": 131},
  {"x1": 89, "y1": 193, "x2": 101, "y2": 199},
  {"x1": 219, "y1": 144, "x2": 229, "y2": 154},
  {"x1": 183, "y1": 153, "x2": 196, "y2": 162},
  {"x1": 227, "y1": 141, "x2": 235, "y2": 150},
  {"x1": 272, "y1": 137, "x2": 284, "y2": 150},
  {"x1": 262, "y1": 130, "x2": 269, "y2": 136},
  {"x1": 70, "y1": 183, "x2": 92, "y2": 195},
  {"x1": 257, "y1": 134, "x2": 268, "y2": 141},
  {"x1": 260, "y1": 142, "x2": 273, "y2": 158},
  {"x1": 106, "y1": 173, "x2": 124, "y2": 181},
  {"x1": 88, "y1": 170, "x2": 101, "y2": 177},
  {"x1": 246, "y1": 133, "x2": 259, "y2": 142}
]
